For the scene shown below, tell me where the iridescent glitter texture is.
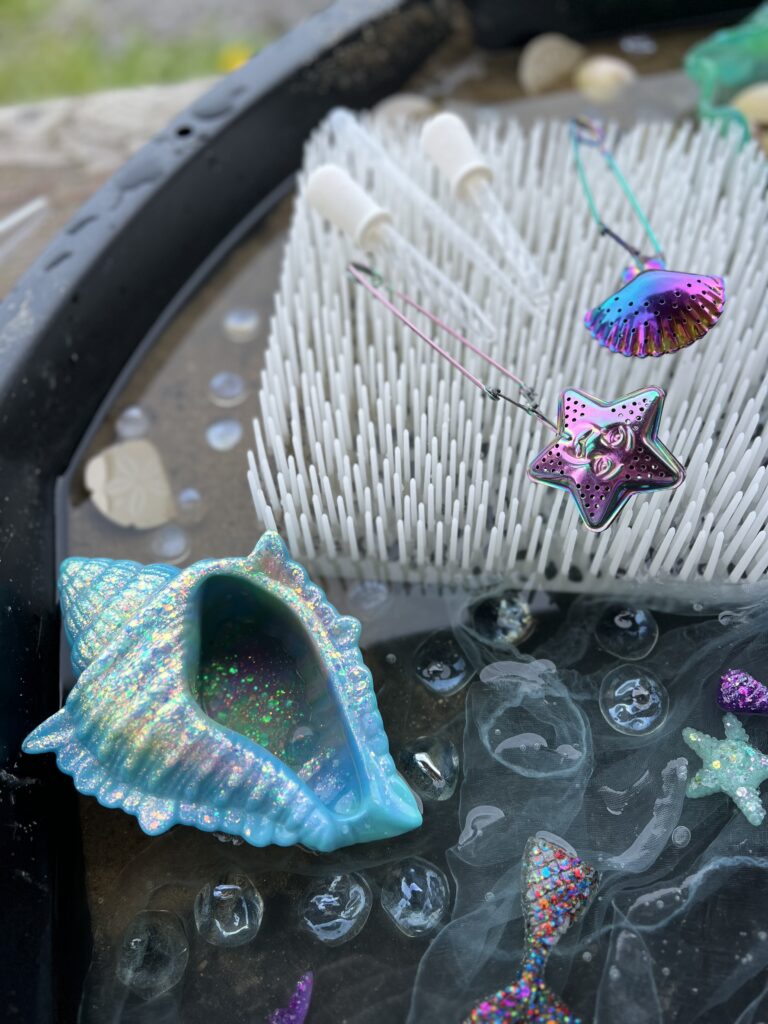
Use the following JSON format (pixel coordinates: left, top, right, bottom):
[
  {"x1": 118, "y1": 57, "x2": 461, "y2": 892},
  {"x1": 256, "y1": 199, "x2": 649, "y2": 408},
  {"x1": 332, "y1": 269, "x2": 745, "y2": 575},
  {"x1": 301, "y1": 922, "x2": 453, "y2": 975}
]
[
  {"x1": 683, "y1": 713, "x2": 768, "y2": 826},
  {"x1": 22, "y1": 532, "x2": 421, "y2": 851},
  {"x1": 528, "y1": 386, "x2": 684, "y2": 531},
  {"x1": 268, "y1": 972, "x2": 313, "y2": 1024},
  {"x1": 465, "y1": 835, "x2": 599, "y2": 1023},
  {"x1": 718, "y1": 669, "x2": 768, "y2": 715}
]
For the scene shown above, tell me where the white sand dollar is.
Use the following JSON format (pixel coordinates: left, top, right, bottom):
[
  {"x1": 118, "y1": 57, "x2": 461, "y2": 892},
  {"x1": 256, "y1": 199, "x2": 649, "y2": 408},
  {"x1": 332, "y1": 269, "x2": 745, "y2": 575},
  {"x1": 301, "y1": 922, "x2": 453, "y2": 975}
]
[{"x1": 85, "y1": 438, "x2": 175, "y2": 529}]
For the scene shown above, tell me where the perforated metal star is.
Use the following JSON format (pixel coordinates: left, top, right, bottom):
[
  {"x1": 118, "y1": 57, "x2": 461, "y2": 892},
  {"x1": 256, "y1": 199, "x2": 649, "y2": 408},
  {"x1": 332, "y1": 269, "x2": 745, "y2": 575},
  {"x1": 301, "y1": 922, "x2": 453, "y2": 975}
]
[
  {"x1": 528, "y1": 385, "x2": 684, "y2": 532},
  {"x1": 683, "y1": 714, "x2": 768, "y2": 827}
]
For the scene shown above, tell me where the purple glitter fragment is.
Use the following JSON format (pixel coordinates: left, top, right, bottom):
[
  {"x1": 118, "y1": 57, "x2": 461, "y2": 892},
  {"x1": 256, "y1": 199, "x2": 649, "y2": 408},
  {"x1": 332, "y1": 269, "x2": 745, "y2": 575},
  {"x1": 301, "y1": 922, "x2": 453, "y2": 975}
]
[
  {"x1": 269, "y1": 972, "x2": 313, "y2": 1024},
  {"x1": 718, "y1": 669, "x2": 768, "y2": 715}
]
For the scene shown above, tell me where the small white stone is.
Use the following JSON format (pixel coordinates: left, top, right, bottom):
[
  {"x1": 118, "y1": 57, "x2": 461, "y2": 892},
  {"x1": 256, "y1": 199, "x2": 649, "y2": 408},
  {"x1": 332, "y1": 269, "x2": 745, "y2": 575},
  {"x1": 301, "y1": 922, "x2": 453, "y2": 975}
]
[
  {"x1": 85, "y1": 438, "x2": 175, "y2": 529},
  {"x1": 518, "y1": 33, "x2": 586, "y2": 95},
  {"x1": 574, "y1": 55, "x2": 637, "y2": 104},
  {"x1": 372, "y1": 92, "x2": 436, "y2": 125},
  {"x1": 730, "y1": 82, "x2": 768, "y2": 154}
]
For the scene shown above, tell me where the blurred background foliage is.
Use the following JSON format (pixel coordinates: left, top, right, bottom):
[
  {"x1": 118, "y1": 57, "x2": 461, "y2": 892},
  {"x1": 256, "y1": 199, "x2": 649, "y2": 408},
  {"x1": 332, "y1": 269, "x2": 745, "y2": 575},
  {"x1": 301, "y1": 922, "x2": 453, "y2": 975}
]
[{"x1": 0, "y1": 0, "x2": 268, "y2": 103}]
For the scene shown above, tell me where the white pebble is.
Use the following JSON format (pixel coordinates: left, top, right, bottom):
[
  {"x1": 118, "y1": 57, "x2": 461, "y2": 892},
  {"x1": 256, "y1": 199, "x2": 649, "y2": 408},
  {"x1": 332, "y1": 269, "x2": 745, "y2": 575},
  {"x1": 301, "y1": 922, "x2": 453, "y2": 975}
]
[
  {"x1": 574, "y1": 55, "x2": 637, "y2": 103},
  {"x1": 518, "y1": 33, "x2": 586, "y2": 95}
]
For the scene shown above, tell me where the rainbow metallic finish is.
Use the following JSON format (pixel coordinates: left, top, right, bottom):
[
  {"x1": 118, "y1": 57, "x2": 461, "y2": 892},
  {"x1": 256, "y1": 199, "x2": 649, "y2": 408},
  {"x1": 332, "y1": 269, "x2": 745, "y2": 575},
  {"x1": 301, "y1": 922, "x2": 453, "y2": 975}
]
[
  {"x1": 528, "y1": 386, "x2": 685, "y2": 532},
  {"x1": 585, "y1": 267, "x2": 726, "y2": 357},
  {"x1": 465, "y1": 835, "x2": 598, "y2": 1023},
  {"x1": 22, "y1": 532, "x2": 422, "y2": 851}
]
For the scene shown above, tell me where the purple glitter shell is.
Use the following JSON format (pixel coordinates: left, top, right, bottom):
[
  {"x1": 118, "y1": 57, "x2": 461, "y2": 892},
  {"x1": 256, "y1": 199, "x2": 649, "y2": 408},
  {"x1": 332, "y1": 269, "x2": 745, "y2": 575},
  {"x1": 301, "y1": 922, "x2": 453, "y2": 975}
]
[
  {"x1": 718, "y1": 669, "x2": 768, "y2": 715},
  {"x1": 585, "y1": 269, "x2": 725, "y2": 357}
]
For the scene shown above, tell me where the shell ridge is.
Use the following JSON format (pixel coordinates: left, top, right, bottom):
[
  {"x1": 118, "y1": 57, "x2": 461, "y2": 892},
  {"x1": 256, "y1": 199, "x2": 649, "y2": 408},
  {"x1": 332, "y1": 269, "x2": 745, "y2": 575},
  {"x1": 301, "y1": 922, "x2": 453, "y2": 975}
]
[
  {"x1": 585, "y1": 269, "x2": 725, "y2": 357},
  {"x1": 25, "y1": 535, "x2": 421, "y2": 851},
  {"x1": 59, "y1": 556, "x2": 181, "y2": 673}
]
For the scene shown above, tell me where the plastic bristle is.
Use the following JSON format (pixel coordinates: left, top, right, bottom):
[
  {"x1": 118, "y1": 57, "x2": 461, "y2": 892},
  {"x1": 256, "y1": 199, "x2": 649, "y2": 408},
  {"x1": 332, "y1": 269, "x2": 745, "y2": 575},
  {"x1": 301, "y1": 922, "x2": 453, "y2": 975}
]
[{"x1": 249, "y1": 112, "x2": 768, "y2": 588}]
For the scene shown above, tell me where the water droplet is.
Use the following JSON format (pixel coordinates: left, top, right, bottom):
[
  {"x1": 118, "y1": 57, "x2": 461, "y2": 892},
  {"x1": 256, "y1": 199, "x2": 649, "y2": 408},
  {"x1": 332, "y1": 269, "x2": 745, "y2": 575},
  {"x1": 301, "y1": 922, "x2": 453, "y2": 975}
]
[
  {"x1": 347, "y1": 580, "x2": 390, "y2": 617},
  {"x1": 385, "y1": 653, "x2": 397, "y2": 665},
  {"x1": 117, "y1": 910, "x2": 188, "y2": 998},
  {"x1": 758, "y1": 931, "x2": 767, "y2": 941},
  {"x1": 609, "y1": 965, "x2": 621, "y2": 981},
  {"x1": 469, "y1": 592, "x2": 535, "y2": 650},
  {"x1": 671, "y1": 825, "x2": 691, "y2": 848},
  {"x1": 194, "y1": 874, "x2": 264, "y2": 947},
  {"x1": 205, "y1": 418, "x2": 243, "y2": 451},
  {"x1": 594, "y1": 605, "x2": 659, "y2": 660},
  {"x1": 299, "y1": 873, "x2": 372, "y2": 947},
  {"x1": 115, "y1": 404, "x2": 151, "y2": 440},
  {"x1": 177, "y1": 487, "x2": 204, "y2": 525},
  {"x1": 661, "y1": 966, "x2": 671, "y2": 977},
  {"x1": 397, "y1": 734, "x2": 460, "y2": 802},
  {"x1": 150, "y1": 524, "x2": 189, "y2": 563},
  {"x1": 582, "y1": 950, "x2": 593, "y2": 962},
  {"x1": 208, "y1": 370, "x2": 248, "y2": 407},
  {"x1": 380, "y1": 857, "x2": 450, "y2": 938},
  {"x1": 224, "y1": 307, "x2": 260, "y2": 343},
  {"x1": 599, "y1": 664, "x2": 669, "y2": 736},
  {"x1": 413, "y1": 631, "x2": 472, "y2": 696}
]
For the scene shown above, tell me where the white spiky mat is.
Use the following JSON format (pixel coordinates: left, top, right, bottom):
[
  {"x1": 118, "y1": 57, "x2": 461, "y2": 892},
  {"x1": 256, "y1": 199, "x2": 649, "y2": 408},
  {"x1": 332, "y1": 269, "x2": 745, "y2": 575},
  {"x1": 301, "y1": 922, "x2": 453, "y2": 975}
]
[{"x1": 248, "y1": 109, "x2": 768, "y2": 591}]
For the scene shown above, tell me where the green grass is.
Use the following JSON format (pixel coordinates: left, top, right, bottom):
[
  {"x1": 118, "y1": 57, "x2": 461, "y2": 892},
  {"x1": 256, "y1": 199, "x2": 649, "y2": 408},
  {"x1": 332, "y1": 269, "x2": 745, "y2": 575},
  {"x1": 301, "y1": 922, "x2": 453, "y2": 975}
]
[{"x1": 0, "y1": 0, "x2": 267, "y2": 103}]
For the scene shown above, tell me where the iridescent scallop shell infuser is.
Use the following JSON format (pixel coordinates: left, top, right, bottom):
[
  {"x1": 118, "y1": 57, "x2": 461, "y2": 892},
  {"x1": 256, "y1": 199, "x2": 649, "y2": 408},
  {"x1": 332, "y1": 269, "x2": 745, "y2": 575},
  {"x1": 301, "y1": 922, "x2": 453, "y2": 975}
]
[
  {"x1": 571, "y1": 118, "x2": 725, "y2": 357},
  {"x1": 22, "y1": 532, "x2": 422, "y2": 851}
]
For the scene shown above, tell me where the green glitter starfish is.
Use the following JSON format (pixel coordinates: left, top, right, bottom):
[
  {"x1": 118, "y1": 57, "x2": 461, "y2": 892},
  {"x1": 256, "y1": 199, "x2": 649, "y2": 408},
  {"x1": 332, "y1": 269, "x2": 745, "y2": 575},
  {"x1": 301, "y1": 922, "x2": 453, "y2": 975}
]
[{"x1": 682, "y1": 713, "x2": 768, "y2": 826}]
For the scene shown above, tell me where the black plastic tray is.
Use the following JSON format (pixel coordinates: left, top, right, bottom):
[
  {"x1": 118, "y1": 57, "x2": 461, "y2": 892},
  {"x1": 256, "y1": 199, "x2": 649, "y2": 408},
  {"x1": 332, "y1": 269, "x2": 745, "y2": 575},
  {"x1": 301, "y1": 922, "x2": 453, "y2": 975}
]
[{"x1": 0, "y1": 3, "x2": 451, "y2": 1018}]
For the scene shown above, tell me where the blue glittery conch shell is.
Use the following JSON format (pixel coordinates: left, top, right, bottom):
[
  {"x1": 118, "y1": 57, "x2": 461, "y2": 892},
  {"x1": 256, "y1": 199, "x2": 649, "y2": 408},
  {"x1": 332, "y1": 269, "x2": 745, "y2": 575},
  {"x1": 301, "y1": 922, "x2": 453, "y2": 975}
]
[{"x1": 23, "y1": 532, "x2": 422, "y2": 852}]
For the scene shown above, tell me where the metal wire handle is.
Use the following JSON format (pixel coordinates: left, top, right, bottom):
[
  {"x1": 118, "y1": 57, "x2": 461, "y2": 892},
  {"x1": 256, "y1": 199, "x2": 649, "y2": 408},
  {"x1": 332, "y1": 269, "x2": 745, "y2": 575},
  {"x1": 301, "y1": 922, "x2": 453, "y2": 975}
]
[{"x1": 570, "y1": 117, "x2": 664, "y2": 270}]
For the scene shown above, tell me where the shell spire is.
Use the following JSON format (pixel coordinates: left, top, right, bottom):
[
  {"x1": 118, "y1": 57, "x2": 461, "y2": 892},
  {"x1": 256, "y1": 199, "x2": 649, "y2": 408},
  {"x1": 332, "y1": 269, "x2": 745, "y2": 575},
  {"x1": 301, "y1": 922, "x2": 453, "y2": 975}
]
[
  {"x1": 59, "y1": 556, "x2": 180, "y2": 675},
  {"x1": 24, "y1": 533, "x2": 422, "y2": 853}
]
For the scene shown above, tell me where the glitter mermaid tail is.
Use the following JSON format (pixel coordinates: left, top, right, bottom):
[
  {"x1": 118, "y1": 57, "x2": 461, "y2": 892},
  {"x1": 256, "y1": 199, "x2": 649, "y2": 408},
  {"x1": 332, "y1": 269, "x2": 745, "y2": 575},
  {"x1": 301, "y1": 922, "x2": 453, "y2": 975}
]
[
  {"x1": 23, "y1": 532, "x2": 422, "y2": 851},
  {"x1": 464, "y1": 835, "x2": 599, "y2": 1023}
]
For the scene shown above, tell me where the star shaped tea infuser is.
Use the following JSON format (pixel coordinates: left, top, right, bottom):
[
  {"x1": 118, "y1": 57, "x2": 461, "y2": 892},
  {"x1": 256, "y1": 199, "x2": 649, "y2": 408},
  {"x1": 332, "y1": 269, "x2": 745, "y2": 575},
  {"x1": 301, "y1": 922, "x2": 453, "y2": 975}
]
[
  {"x1": 349, "y1": 264, "x2": 686, "y2": 533},
  {"x1": 528, "y1": 386, "x2": 685, "y2": 531},
  {"x1": 683, "y1": 713, "x2": 768, "y2": 827}
]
